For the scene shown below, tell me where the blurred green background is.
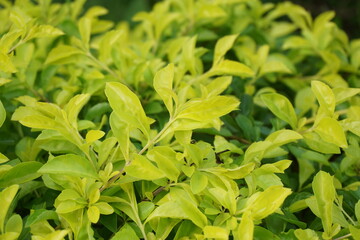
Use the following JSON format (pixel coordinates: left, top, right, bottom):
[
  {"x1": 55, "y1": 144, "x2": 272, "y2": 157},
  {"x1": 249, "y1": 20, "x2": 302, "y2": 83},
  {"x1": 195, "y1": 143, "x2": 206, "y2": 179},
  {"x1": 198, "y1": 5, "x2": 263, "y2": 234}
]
[{"x1": 81, "y1": 0, "x2": 359, "y2": 38}]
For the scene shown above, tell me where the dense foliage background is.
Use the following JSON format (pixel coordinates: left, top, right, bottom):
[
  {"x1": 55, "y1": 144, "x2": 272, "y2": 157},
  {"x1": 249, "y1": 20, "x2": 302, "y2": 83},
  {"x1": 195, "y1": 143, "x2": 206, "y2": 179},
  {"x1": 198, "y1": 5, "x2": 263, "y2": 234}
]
[
  {"x1": 79, "y1": 0, "x2": 360, "y2": 38},
  {"x1": 0, "y1": 0, "x2": 359, "y2": 239}
]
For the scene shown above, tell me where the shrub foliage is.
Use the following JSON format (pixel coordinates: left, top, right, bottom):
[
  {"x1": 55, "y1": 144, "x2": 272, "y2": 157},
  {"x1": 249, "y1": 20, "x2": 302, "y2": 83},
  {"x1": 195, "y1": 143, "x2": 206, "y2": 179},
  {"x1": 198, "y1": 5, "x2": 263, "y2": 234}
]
[{"x1": 0, "y1": 0, "x2": 360, "y2": 239}]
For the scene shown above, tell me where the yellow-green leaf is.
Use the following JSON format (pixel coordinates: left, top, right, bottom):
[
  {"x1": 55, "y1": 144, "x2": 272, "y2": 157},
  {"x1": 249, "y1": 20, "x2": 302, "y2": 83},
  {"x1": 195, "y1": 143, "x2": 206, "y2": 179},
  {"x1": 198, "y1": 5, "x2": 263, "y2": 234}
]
[
  {"x1": 0, "y1": 52, "x2": 16, "y2": 73},
  {"x1": 177, "y1": 95, "x2": 239, "y2": 122},
  {"x1": 86, "y1": 130, "x2": 105, "y2": 143},
  {"x1": 153, "y1": 63, "x2": 175, "y2": 115},
  {"x1": 190, "y1": 171, "x2": 208, "y2": 194},
  {"x1": 245, "y1": 185, "x2": 292, "y2": 220},
  {"x1": 0, "y1": 162, "x2": 43, "y2": 188},
  {"x1": 125, "y1": 154, "x2": 165, "y2": 180},
  {"x1": 25, "y1": 24, "x2": 64, "y2": 40},
  {"x1": 38, "y1": 154, "x2": 98, "y2": 179},
  {"x1": 312, "y1": 171, "x2": 336, "y2": 237},
  {"x1": 311, "y1": 81, "x2": 335, "y2": 116},
  {"x1": 213, "y1": 34, "x2": 238, "y2": 66},
  {"x1": 79, "y1": 17, "x2": 92, "y2": 48},
  {"x1": 261, "y1": 92, "x2": 298, "y2": 129},
  {"x1": 112, "y1": 223, "x2": 139, "y2": 240},
  {"x1": 0, "y1": 100, "x2": 5, "y2": 128},
  {"x1": 87, "y1": 206, "x2": 100, "y2": 223},
  {"x1": 209, "y1": 60, "x2": 254, "y2": 78},
  {"x1": 206, "y1": 76, "x2": 232, "y2": 97},
  {"x1": 203, "y1": 226, "x2": 229, "y2": 239},
  {"x1": 147, "y1": 146, "x2": 180, "y2": 182},
  {"x1": 5, "y1": 214, "x2": 22, "y2": 235},
  {"x1": 45, "y1": 45, "x2": 84, "y2": 65},
  {"x1": 349, "y1": 225, "x2": 360, "y2": 240},
  {"x1": 0, "y1": 78, "x2": 11, "y2": 86},
  {"x1": 315, "y1": 117, "x2": 348, "y2": 148},
  {"x1": 294, "y1": 229, "x2": 319, "y2": 240},
  {"x1": 105, "y1": 82, "x2": 150, "y2": 138},
  {"x1": 0, "y1": 185, "x2": 19, "y2": 233},
  {"x1": 65, "y1": 94, "x2": 91, "y2": 129},
  {"x1": 236, "y1": 211, "x2": 253, "y2": 240},
  {"x1": 265, "y1": 129, "x2": 303, "y2": 148}
]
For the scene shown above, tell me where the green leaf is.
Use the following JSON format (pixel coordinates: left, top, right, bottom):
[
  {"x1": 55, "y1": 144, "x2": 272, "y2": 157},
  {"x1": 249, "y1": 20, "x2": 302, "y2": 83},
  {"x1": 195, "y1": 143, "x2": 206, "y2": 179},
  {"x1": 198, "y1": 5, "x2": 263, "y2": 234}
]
[
  {"x1": 85, "y1": 130, "x2": 105, "y2": 144},
  {"x1": 153, "y1": 63, "x2": 175, "y2": 115},
  {"x1": 56, "y1": 200, "x2": 85, "y2": 213},
  {"x1": 0, "y1": 100, "x2": 5, "y2": 128},
  {"x1": 109, "y1": 113, "x2": 130, "y2": 162},
  {"x1": 0, "y1": 153, "x2": 9, "y2": 164},
  {"x1": 206, "y1": 76, "x2": 232, "y2": 97},
  {"x1": 214, "y1": 135, "x2": 244, "y2": 155},
  {"x1": 254, "y1": 226, "x2": 282, "y2": 240},
  {"x1": 79, "y1": 17, "x2": 92, "y2": 48},
  {"x1": 295, "y1": 87, "x2": 316, "y2": 116},
  {"x1": 303, "y1": 132, "x2": 340, "y2": 154},
  {"x1": 245, "y1": 185, "x2": 292, "y2": 220},
  {"x1": 65, "y1": 94, "x2": 91, "y2": 129},
  {"x1": 98, "y1": 137, "x2": 117, "y2": 167},
  {"x1": 125, "y1": 154, "x2": 165, "y2": 180},
  {"x1": 177, "y1": 95, "x2": 239, "y2": 122},
  {"x1": 196, "y1": 4, "x2": 226, "y2": 20},
  {"x1": 243, "y1": 141, "x2": 273, "y2": 164},
  {"x1": 349, "y1": 225, "x2": 360, "y2": 240},
  {"x1": 213, "y1": 34, "x2": 238, "y2": 66},
  {"x1": 87, "y1": 206, "x2": 100, "y2": 223},
  {"x1": 147, "y1": 146, "x2": 180, "y2": 182},
  {"x1": 0, "y1": 52, "x2": 17, "y2": 73},
  {"x1": 311, "y1": 81, "x2": 335, "y2": 116},
  {"x1": 147, "y1": 189, "x2": 207, "y2": 228},
  {"x1": 138, "y1": 201, "x2": 155, "y2": 221},
  {"x1": 94, "y1": 202, "x2": 113, "y2": 215},
  {"x1": 181, "y1": 36, "x2": 197, "y2": 75},
  {"x1": 333, "y1": 87, "x2": 360, "y2": 104},
  {"x1": 38, "y1": 154, "x2": 98, "y2": 179},
  {"x1": 111, "y1": 223, "x2": 139, "y2": 240},
  {"x1": 45, "y1": 45, "x2": 84, "y2": 65},
  {"x1": 312, "y1": 171, "x2": 336, "y2": 237},
  {"x1": 5, "y1": 214, "x2": 22, "y2": 235},
  {"x1": 203, "y1": 226, "x2": 228, "y2": 239},
  {"x1": 208, "y1": 187, "x2": 236, "y2": 214},
  {"x1": 0, "y1": 30, "x2": 23, "y2": 53},
  {"x1": 265, "y1": 129, "x2": 303, "y2": 148},
  {"x1": 261, "y1": 92, "x2": 298, "y2": 129},
  {"x1": 14, "y1": 113, "x2": 57, "y2": 130},
  {"x1": 190, "y1": 171, "x2": 208, "y2": 194},
  {"x1": 209, "y1": 60, "x2": 254, "y2": 78},
  {"x1": 25, "y1": 209, "x2": 59, "y2": 228},
  {"x1": 25, "y1": 24, "x2": 64, "y2": 40},
  {"x1": 0, "y1": 162, "x2": 43, "y2": 187},
  {"x1": 355, "y1": 200, "x2": 360, "y2": 223},
  {"x1": 315, "y1": 117, "x2": 348, "y2": 148},
  {"x1": 294, "y1": 229, "x2": 319, "y2": 240},
  {"x1": 259, "y1": 59, "x2": 293, "y2": 76},
  {"x1": 0, "y1": 185, "x2": 19, "y2": 233},
  {"x1": 236, "y1": 211, "x2": 253, "y2": 240},
  {"x1": 105, "y1": 82, "x2": 150, "y2": 138},
  {"x1": 0, "y1": 78, "x2": 12, "y2": 86},
  {"x1": 99, "y1": 30, "x2": 124, "y2": 61}
]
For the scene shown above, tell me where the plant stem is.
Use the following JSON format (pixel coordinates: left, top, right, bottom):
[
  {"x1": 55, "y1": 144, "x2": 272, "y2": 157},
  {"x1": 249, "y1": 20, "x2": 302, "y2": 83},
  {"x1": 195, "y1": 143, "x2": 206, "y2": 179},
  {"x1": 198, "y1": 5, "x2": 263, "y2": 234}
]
[
  {"x1": 335, "y1": 199, "x2": 357, "y2": 226},
  {"x1": 100, "y1": 118, "x2": 175, "y2": 192},
  {"x1": 7, "y1": 40, "x2": 24, "y2": 54},
  {"x1": 333, "y1": 233, "x2": 352, "y2": 240},
  {"x1": 225, "y1": 135, "x2": 251, "y2": 145}
]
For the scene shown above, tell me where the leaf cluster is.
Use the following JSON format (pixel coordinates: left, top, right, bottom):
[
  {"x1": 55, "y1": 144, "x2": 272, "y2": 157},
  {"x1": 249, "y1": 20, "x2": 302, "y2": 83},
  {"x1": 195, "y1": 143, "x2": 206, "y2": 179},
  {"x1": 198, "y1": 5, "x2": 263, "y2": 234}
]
[{"x1": 0, "y1": 0, "x2": 360, "y2": 239}]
